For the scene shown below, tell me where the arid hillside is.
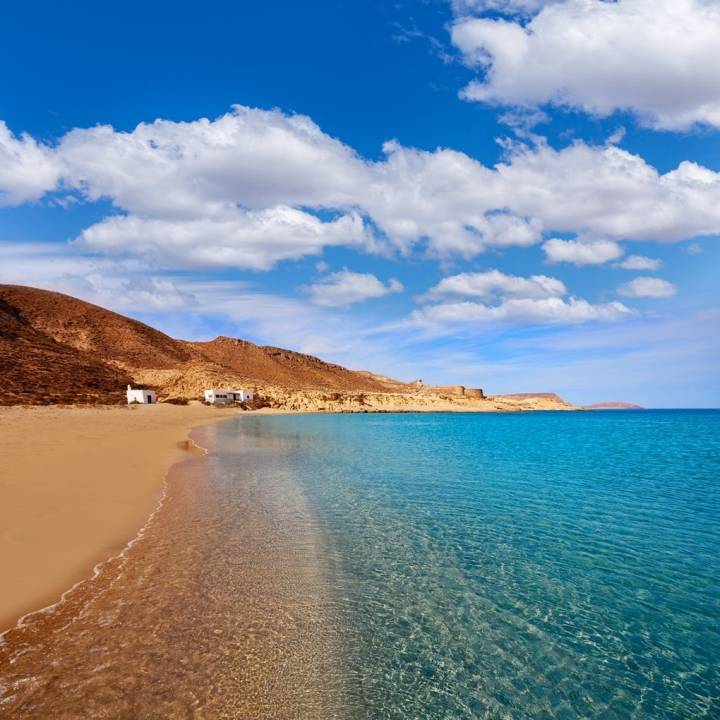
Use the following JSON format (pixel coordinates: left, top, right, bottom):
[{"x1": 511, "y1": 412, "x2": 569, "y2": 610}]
[
  {"x1": 0, "y1": 284, "x2": 194, "y2": 370},
  {"x1": 183, "y1": 337, "x2": 394, "y2": 393},
  {"x1": 0, "y1": 295, "x2": 131, "y2": 405},
  {"x1": 0, "y1": 284, "x2": 577, "y2": 412},
  {"x1": 0, "y1": 285, "x2": 414, "y2": 406}
]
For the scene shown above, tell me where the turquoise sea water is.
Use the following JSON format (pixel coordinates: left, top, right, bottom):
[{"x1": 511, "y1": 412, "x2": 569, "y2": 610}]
[{"x1": 226, "y1": 410, "x2": 720, "y2": 719}]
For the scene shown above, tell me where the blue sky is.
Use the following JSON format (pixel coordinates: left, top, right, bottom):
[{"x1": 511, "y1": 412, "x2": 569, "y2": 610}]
[{"x1": 1, "y1": 0, "x2": 718, "y2": 407}]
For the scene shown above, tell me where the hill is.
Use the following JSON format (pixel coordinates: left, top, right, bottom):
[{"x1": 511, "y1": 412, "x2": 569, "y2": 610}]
[
  {"x1": 0, "y1": 294, "x2": 131, "y2": 405},
  {"x1": 0, "y1": 284, "x2": 408, "y2": 406},
  {"x1": 183, "y1": 337, "x2": 392, "y2": 392},
  {"x1": 0, "y1": 284, "x2": 194, "y2": 370},
  {"x1": 0, "y1": 284, "x2": 577, "y2": 412}
]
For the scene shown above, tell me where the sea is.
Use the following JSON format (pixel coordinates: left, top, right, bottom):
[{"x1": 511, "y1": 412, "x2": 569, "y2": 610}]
[{"x1": 1, "y1": 410, "x2": 718, "y2": 718}]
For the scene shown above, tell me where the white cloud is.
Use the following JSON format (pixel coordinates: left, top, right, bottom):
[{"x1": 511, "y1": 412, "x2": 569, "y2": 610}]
[
  {"x1": 617, "y1": 277, "x2": 677, "y2": 298},
  {"x1": 414, "y1": 268, "x2": 631, "y2": 329},
  {"x1": 686, "y1": 242, "x2": 703, "y2": 255},
  {"x1": 53, "y1": 108, "x2": 720, "y2": 255},
  {"x1": 1, "y1": 106, "x2": 719, "y2": 274},
  {"x1": 367, "y1": 141, "x2": 541, "y2": 256},
  {"x1": 0, "y1": 122, "x2": 60, "y2": 205},
  {"x1": 412, "y1": 296, "x2": 631, "y2": 327},
  {"x1": 58, "y1": 106, "x2": 367, "y2": 219},
  {"x1": 43, "y1": 107, "x2": 548, "y2": 263},
  {"x1": 426, "y1": 269, "x2": 566, "y2": 300},
  {"x1": 451, "y1": 0, "x2": 720, "y2": 130},
  {"x1": 614, "y1": 255, "x2": 662, "y2": 271},
  {"x1": 76, "y1": 207, "x2": 370, "y2": 271},
  {"x1": 305, "y1": 270, "x2": 403, "y2": 307},
  {"x1": 498, "y1": 142, "x2": 720, "y2": 243},
  {"x1": 0, "y1": 242, "x2": 198, "y2": 313},
  {"x1": 543, "y1": 238, "x2": 623, "y2": 266}
]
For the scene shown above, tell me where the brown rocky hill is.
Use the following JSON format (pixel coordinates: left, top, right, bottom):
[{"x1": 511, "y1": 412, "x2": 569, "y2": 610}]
[
  {"x1": 0, "y1": 285, "x2": 411, "y2": 405},
  {"x1": 0, "y1": 295, "x2": 131, "y2": 405},
  {"x1": 0, "y1": 285, "x2": 578, "y2": 411},
  {"x1": 184, "y1": 337, "x2": 392, "y2": 392},
  {"x1": 0, "y1": 284, "x2": 193, "y2": 370}
]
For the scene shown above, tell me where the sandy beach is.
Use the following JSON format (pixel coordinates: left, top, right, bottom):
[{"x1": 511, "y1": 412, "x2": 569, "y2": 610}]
[
  {"x1": 0, "y1": 414, "x2": 345, "y2": 717},
  {"x1": 0, "y1": 403, "x2": 237, "y2": 632}
]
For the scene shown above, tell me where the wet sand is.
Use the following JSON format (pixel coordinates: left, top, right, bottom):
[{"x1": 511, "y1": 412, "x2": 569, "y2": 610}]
[
  {"x1": 0, "y1": 403, "x2": 237, "y2": 631},
  {"x1": 0, "y1": 420, "x2": 345, "y2": 718}
]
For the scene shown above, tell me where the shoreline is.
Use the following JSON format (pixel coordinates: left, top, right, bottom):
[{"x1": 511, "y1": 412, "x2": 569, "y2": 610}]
[
  {"x1": 1, "y1": 413, "x2": 346, "y2": 717},
  {"x1": 0, "y1": 403, "x2": 238, "y2": 633},
  {"x1": 0, "y1": 401, "x2": 577, "y2": 634}
]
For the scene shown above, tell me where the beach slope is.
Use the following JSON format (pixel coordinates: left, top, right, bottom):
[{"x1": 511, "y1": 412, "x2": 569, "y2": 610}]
[{"x1": 0, "y1": 403, "x2": 234, "y2": 631}]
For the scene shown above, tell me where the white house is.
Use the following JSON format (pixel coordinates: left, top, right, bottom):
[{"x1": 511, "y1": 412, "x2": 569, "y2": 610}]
[
  {"x1": 204, "y1": 388, "x2": 231, "y2": 404},
  {"x1": 126, "y1": 385, "x2": 157, "y2": 404},
  {"x1": 204, "y1": 388, "x2": 254, "y2": 404},
  {"x1": 233, "y1": 389, "x2": 254, "y2": 403}
]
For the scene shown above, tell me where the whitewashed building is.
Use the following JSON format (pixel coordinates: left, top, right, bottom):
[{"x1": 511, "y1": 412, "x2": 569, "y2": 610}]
[
  {"x1": 204, "y1": 388, "x2": 254, "y2": 404},
  {"x1": 233, "y1": 389, "x2": 254, "y2": 403},
  {"x1": 204, "y1": 388, "x2": 231, "y2": 404},
  {"x1": 126, "y1": 385, "x2": 157, "y2": 404}
]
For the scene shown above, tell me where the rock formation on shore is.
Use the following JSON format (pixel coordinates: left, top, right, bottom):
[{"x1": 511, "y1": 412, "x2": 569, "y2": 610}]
[{"x1": 0, "y1": 284, "x2": 576, "y2": 412}]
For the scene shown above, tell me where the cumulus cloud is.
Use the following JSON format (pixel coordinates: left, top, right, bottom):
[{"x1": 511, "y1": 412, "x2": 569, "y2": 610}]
[
  {"x1": 415, "y1": 268, "x2": 631, "y2": 328},
  {"x1": 1, "y1": 106, "x2": 719, "y2": 272},
  {"x1": 451, "y1": 0, "x2": 720, "y2": 130},
  {"x1": 614, "y1": 255, "x2": 662, "y2": 271},
  {"x1": 498, "y1": 142, "x2": 720, "y2": 243},
  {"x1": 76, "y1": 207, "x2": 370, "y2": 271},
  {"x1": 617, "y1": 277, "x2": 677, "y2": 298},
  {"x1": 0, "y1": 122, "x2": 61, "y2": 205},
  {"x1": 53, "y1": 108, "x2": 720, "y2": 251},
  {"x1": 543, "y1": 238, "x2": 623, "y2": 266},
  {"x1": 412, "y1": 297, "x2": 631, "y2": 327},
  {"x1": 305, "y1": 270, "x2": 403, "y2": 307},
  {"x1": 426, "y1": 269, "x2": 566, "y2": 300},
  {"x1": 58, "y1": 106, "x2": 366, "y2": 218}
]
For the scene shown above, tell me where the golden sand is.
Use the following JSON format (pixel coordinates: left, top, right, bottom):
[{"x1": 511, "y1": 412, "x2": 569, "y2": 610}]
[
  {"x1": 0, "y1": 403, "x2": 237, "y2": 631},
  {"x1": 0, "y1": 420, "x2": 345, "y2": 718}
]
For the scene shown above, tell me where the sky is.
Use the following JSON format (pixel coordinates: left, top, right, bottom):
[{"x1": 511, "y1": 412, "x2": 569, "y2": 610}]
[{"x1": 1, "y1": 0, "x2": 718, "y2": 407}]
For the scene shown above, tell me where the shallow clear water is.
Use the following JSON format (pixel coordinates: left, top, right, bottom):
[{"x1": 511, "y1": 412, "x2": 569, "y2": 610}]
[
  {"x1": 0, "y1": 424, "x2": 347, "y2": 718},
  {"x1": 234, "y1": 410, "x2": 720, "y2": 719},
  {"x1": 1, "y1": 410, "x2": 719, "y2": 719}
]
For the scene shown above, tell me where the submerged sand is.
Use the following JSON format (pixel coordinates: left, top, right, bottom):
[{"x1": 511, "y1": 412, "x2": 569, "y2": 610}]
[
  {"x1": 0, "y1": 418, "x2": 345, "y2": 718},
  {"x1": 0, "y1": 403, "x2": 237, "y2": 631}
]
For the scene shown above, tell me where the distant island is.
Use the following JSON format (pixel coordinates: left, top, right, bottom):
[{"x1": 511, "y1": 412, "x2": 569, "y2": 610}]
[{"x1": 584, "y1": 402, "x2": 644, "y2": 410}]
